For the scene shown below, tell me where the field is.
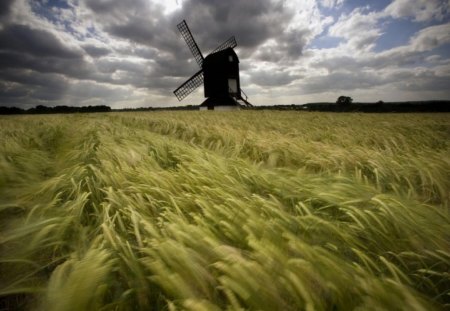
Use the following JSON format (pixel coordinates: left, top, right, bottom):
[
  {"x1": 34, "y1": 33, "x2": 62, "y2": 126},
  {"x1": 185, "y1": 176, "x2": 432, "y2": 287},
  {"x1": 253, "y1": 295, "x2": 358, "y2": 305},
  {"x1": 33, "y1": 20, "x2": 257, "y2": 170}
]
[{"x1": 0, "y1": 111, "x2": 449, "y2": 310}]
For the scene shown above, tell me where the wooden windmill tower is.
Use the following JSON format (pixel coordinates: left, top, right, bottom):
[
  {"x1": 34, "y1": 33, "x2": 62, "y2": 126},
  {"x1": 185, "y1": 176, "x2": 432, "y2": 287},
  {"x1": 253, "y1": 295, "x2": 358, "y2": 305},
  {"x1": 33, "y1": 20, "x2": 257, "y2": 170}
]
[{"x1": 173, "y1": 20, "x2": 252, "y2": 110}]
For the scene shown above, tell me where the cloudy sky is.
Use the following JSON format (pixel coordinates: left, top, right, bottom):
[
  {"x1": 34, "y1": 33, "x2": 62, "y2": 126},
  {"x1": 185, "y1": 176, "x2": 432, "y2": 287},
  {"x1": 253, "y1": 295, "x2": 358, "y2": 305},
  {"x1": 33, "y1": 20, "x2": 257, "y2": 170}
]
[{"x1": 0, "y1": 0, "x2": 449, "y2": 108}]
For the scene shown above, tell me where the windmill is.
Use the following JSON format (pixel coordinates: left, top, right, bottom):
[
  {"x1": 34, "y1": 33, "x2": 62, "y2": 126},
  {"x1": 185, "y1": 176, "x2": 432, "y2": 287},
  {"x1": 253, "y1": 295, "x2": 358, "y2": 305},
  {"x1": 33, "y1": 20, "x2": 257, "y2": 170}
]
[{"x1": 173, "y1": 20, "x2": 252, "y2": 110}]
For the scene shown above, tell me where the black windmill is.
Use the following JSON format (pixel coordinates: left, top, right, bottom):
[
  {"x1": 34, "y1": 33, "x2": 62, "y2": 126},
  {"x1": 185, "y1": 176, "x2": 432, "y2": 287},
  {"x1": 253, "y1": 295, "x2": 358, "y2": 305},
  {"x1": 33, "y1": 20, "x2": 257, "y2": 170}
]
[{"x1": 173, "y1": 20, "x2": 252, "y2": 110}]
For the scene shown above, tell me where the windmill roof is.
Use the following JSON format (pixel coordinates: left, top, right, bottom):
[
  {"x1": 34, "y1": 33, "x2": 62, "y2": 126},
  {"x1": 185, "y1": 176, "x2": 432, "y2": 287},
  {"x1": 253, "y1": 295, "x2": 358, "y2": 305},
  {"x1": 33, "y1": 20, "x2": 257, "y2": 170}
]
[{"x1": 204, "y1": 47, "x2": 239, "y2": 63}]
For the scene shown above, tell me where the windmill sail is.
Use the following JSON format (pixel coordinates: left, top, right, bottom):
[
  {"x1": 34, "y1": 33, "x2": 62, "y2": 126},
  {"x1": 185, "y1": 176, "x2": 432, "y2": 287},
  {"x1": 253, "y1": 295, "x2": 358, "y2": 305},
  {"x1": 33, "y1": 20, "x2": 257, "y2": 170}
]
[
  {"x1": 173, "y1": 69, "x2": 204, "y2": 101},
  {"x1": 209, "y1": 36, "x2": 237, "y2": 55},
  {"x1": 177, "y1": 20, "x2": 204, "y2": 68}
]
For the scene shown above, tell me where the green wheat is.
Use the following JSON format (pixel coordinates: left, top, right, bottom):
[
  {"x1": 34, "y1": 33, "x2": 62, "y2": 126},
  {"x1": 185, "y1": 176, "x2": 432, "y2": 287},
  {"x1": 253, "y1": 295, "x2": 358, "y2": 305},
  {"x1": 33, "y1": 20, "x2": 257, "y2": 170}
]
[{"x1": 0, "y1": 112, "x2": 449, "y2": 310}]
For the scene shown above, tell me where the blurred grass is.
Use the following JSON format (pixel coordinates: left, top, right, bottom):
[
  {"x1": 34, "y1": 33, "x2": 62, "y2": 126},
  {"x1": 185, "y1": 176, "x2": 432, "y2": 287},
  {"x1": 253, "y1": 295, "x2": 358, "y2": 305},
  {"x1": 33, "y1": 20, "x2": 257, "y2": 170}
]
[{"x1": 0, "y1": 111, "x2": 449, "y2": 310}]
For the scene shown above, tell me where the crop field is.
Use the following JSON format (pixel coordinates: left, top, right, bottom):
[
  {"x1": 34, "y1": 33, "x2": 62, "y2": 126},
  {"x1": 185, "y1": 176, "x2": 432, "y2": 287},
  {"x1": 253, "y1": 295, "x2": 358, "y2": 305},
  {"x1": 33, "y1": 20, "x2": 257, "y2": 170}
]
[{"x1": 0, "y1": 111, "x2": 449, "y2": 310}]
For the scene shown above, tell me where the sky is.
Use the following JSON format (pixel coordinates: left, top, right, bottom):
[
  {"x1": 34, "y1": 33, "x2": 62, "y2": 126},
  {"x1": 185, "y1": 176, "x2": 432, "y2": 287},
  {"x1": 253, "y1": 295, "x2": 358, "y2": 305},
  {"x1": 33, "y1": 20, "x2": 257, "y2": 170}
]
[{"x1": 0, "y1": 0, "x2": 449, "y2": 109}]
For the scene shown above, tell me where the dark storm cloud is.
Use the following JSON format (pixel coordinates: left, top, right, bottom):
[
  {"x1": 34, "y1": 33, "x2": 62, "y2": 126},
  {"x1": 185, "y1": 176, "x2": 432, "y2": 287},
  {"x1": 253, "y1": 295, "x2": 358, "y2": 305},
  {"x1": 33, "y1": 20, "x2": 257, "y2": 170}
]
[
  {"x1": 0, "y1": 81, "x2": 28, "y2": 101},
  {"x1": 175, "y1": 0, "x2": 294, "y2": 51},
  {"x1": 0, "y1": 51, "x2": 90, "y2": 79},
  {"x1": 168, "y1": 0, "x2": 311, "y2": 90},
  {"x1": 298, "y1": 68, "x2": 450, "y2": 97},
  {"x1": 82, "y1": 44, "x2": 111, "y2": 57},
  {"x1": 152, "y1": 53, "x2": 201, "y2": 78},
  {"x1": 253, "y1": 28, "x2": 311, "y2": 63},
  {"x1": 1, "y1": 0, "x2": 448, "y2": 108},
  {"x1": 0, "y1": 18, "x2": 89, "y2": 106},
  {"x1": 0, "y1": 68, "x2": 68, "y2": 90},
  {"x1": 0, "y1": 0, "x2": 14, "y2": 17},
  {"x1": 83, "y1": 0, "x2": 143, "y2": 16},
  {"x1": 0, "y1": 19, "x2": 92, "y2": 100},
  {"x1": 84, "y1": 0, "x2": 291, "y2": 52},
  {"x1": 0, "y1": 24, "x2": 82, "y2": 58},
  {"x1": 0, "y1": 69, "x2": 69, "y2": 106},
  {"x1": 82, "y1": 0, "x2": 303, "y2": 65},
  {"x1": 0, "y1": 5, "x2": 140, "y2": 105},
  {"x1": 83, "y1": 0, "x2": 180, "y2": 51},
  {"x1": 81, "y1": 0, "x2": 202, "y2": 91},
  {"x1": 0, "y1": 0, "x2": 310, "y2": 107},
  {"x1": 79, "y1": 0, "x2": 311, "y2": 96}
]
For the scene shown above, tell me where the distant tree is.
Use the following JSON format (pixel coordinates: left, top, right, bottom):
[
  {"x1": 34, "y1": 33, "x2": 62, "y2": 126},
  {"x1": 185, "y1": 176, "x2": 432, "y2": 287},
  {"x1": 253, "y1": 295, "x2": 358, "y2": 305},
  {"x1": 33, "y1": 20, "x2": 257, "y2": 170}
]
[
  {"x1": 0, "y1": 106, "x2": 25, "y2": 115},
  {"x1": 34, "y1": 105, "x2": 51, "y2": 114},
  {"x1": 336, "y1": 96, "x2": 353, "y2": 105}
]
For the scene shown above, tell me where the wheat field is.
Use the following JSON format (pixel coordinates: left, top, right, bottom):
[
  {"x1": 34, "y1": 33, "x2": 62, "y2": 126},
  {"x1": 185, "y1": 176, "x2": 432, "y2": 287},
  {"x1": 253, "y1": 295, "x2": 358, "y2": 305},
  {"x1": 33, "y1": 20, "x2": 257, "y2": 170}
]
[{"x1": 0, "y1": 111, "x2": 449, "y2": 310}]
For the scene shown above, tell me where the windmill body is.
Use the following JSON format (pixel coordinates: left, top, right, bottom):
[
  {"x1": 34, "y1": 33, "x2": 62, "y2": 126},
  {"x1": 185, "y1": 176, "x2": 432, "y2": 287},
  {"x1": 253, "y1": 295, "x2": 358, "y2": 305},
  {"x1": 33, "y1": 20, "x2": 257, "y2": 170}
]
[
  {"x1": 201, "y1": 48, "x2": 241, "y2": 110},
  {"x1": 173, "y1": 20, "x2": 251, "y2": 110}
]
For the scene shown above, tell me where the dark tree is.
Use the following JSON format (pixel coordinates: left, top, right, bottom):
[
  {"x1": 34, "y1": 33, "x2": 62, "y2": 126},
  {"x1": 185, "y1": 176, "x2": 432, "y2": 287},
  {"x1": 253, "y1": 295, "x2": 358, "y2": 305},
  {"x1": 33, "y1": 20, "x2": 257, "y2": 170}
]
[
  {"x1": 336, "y1": 96, "x2": 353, "y2": 105},
  {"x1": 0, "y1": 106, "x2": 24, "y2": 114}
]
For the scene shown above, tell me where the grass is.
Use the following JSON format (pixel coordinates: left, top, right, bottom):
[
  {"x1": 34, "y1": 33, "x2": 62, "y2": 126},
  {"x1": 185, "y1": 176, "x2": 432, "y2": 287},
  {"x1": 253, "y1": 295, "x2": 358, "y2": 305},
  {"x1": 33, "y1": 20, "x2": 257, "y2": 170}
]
[{"x1": 0, "y1": 111, "x2": 449, "y2": 310}]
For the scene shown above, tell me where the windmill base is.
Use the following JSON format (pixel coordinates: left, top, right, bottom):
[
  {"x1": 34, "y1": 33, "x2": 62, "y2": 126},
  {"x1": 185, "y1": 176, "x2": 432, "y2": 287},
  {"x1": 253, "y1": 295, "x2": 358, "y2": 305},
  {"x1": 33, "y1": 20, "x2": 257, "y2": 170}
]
[
  {"x1": 199, "y1": 96, "x2": 241, "y2": 111},
  {"x1": 199, "y1": 105, "x2": 240, "y2": 111}
]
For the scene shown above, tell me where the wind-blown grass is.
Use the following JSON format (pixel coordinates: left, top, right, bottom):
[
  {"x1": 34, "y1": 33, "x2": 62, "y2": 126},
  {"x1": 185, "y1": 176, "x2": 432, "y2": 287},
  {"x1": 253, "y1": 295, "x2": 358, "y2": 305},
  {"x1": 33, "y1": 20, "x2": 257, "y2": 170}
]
[{"x1": 0, "y1": 112, "x2": 449, "y2": 310}]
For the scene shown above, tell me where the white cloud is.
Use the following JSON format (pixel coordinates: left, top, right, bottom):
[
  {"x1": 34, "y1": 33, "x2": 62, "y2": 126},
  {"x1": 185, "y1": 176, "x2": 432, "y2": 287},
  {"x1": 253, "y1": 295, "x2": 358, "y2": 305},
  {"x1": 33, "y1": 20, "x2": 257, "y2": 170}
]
[
  {"x1": 409, "y1": 23, "x2": 450, "y2": 52},
  {"x1": 384, "y1": 0, "x2": 450, "y2": 22},
  {"x1": 328, "y1": 7, "x2": 382, "y2": 52},
  {"x1": 152, "y1": 0, "x2": 182, "y2": 15},
  {"x1": 251, "y1": 0, "x2": 334, "y2": 63},
  {"x1": 371, "y1": 23, "x2": 450, "y2": 67},
  {"x1": 320, "y1": 0, "x2": 344, "y2": 9}
]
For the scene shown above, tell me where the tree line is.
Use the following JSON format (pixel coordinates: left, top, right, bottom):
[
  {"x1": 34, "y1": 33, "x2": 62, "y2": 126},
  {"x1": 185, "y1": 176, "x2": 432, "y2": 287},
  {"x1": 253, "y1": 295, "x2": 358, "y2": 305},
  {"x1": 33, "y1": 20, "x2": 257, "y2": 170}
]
[
  {"x1": 1, "y1": 100, "x2": 449, "y2": 114},
  {"x1": 301, "y1": 97, "x2": 450, "y2": 112},
  {"x1": 0, "y1": 105, "x2": 111, "y2": 115},
  {"x1": 250, "y1": 97, "x2": 450, "y2": 112}
]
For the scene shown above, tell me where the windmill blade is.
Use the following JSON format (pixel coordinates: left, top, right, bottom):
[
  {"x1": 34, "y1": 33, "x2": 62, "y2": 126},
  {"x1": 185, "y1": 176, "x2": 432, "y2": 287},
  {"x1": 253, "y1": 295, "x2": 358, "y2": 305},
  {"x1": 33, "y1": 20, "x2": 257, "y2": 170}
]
[
  {"x1": 173, "y1": 69, "x2": 204, "y2": 101},
  {"x1": 177, "y1": 20, "x2": 204, "y2": 68},
  {"x1": 209, "y1": 36, "x2": 237, "y2": 55}
]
